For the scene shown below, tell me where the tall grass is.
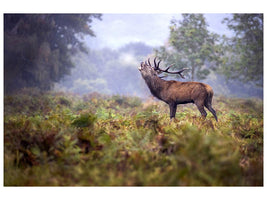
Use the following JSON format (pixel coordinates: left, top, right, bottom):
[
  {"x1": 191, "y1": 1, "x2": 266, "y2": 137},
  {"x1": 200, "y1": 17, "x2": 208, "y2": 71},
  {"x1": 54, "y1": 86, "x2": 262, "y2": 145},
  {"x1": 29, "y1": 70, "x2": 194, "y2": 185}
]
[{"x1": 4, "y1": 89, "x2": 263, "y2": 186}]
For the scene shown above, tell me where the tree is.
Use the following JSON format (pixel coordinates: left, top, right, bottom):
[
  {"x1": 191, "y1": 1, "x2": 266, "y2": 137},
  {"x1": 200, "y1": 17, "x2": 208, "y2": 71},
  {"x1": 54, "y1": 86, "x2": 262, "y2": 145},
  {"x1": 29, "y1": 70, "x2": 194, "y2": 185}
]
[
  {"x1": 155, "y1": 14, "x2": 221, "y2": 81},
  {"x1": 4, "y1": 14, "x2": 101, "y2": 94},
  {"x1": 221, "y1": 14, "x2": 263, "y2": 87}
]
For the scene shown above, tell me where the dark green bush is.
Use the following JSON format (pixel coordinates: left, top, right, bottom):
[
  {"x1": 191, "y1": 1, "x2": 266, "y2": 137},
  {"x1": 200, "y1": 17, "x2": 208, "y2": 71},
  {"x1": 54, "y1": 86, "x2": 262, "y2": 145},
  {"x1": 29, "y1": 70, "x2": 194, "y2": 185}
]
[{"x1": 71, "y1": 113, "x2": 97, "y2": 128}]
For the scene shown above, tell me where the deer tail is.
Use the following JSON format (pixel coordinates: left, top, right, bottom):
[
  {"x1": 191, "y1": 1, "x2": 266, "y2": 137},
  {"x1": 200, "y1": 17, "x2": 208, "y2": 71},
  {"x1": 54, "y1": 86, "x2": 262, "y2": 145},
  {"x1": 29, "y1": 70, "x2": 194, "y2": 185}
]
[{"x1": 205, "y1": 86, "x2": 218, "y2": 121}]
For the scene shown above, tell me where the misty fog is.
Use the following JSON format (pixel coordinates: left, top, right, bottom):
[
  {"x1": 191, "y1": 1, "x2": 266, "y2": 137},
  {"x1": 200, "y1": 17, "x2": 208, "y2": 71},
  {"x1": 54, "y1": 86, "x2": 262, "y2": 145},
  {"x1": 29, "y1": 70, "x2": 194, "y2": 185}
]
[
  {"x1": 54, "y1": 14, "x2": 262, "y2": 99},
  {"x1": 54, "y1": 44, "x2": 263, "y2": 99},
  {"x1": 4, "y1": 14, "x2": 263, "y2": 99}
]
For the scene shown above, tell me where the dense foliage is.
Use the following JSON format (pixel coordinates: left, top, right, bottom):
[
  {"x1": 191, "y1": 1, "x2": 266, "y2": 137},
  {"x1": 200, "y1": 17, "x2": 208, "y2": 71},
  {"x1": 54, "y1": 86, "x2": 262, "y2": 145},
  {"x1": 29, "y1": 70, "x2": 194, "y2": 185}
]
[
  {"x1": 221, "y1": 14, "x2": 263, "y2": 87},
  {"x1": 4, "y1": 14, "x2": 101, "y2": 93},
  {"x1": 4, "y1": 89, "x2": 263, "y2": 186},
  {"x1": 154, "y1": 13, "x2": 263, "y2": 91},
  {"x1": 155, "y1": 14, "x2": 222, "y2": 81}
]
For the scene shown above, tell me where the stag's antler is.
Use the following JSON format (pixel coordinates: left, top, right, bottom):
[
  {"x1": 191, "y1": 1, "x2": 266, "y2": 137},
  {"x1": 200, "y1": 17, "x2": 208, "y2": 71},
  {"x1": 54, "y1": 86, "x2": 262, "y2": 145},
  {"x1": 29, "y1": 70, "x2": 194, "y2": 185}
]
[
  {"x1": 152, "y1": 57, "x2": 189, "y2": 79},
  {"x1": 147, "y1": 58, "x2": 152, "y2": 67},
  {"x1": 153, "y1": 57, "x2": 161, "y2": 70}
]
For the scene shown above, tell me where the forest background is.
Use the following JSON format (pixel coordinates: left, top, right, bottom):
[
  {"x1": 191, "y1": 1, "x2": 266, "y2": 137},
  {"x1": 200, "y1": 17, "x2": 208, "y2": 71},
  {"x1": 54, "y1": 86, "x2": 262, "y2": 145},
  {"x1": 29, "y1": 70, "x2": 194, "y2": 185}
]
[
  {"x1": 1, "y1": 0, "x2": 266, "y2": 199},
  {"x1": 4, "y1": 13, "x2": 263, "y2": 98}
]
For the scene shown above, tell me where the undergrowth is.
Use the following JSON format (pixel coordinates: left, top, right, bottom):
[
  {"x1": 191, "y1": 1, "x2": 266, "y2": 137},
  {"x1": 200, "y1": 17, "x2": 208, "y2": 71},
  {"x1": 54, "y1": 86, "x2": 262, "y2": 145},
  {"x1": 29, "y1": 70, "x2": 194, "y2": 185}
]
[{"x1": 4, "y1": 89, "x2": 263, "y2": 186}]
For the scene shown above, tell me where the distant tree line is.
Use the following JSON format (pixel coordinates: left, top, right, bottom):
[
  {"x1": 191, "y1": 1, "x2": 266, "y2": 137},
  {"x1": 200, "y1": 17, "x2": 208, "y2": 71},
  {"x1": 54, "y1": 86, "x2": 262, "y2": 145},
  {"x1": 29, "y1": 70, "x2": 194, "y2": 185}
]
[
  {"x1": 4, "y1": 14, "x2": 263, "y2": 97},
  {"x1": 55, "y1": 40, "x2": 262, "y2": 98},
  {"x1": 55, "y1": 42, "x2": 153, "y2": 96}
]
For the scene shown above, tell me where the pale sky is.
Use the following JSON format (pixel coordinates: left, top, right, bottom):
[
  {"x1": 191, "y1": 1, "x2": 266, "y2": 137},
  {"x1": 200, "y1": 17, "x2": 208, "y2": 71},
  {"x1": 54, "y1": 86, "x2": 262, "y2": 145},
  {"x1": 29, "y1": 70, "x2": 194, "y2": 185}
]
[{"x1": 86, "y1": 13, "x2": 233, "y2": 49}]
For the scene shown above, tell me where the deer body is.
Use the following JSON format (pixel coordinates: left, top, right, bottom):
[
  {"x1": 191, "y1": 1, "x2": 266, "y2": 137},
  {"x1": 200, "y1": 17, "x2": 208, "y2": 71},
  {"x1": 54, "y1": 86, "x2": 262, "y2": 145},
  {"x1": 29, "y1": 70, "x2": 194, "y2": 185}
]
[{"x1": 139, "y1": 58, "x2": 217, "y2": 121}]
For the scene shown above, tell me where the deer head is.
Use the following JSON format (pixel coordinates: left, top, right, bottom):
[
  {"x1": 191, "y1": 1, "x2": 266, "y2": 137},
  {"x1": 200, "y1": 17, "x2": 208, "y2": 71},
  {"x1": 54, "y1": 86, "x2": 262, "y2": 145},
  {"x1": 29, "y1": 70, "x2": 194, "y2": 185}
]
[
  {"x1": 138, "y1": 61, "x2": 158, "y2": 79},
  {"x1": 139, "y1": 57, "x2": 189, "y2": 79}
]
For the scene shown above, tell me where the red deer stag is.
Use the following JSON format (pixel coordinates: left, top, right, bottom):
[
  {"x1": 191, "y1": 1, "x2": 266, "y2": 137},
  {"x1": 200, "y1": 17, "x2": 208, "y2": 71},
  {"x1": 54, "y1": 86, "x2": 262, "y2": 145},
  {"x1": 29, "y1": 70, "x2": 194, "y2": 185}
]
[{"x1": 138, "y1": 57, "x2": 217, "y2": 121}]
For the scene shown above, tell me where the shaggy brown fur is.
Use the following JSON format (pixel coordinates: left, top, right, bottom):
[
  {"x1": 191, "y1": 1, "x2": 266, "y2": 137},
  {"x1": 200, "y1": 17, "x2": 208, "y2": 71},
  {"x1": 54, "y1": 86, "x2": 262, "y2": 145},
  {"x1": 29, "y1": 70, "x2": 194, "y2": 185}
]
[{"x1": 139, "y1": 61, "x2": 217, "y2": 121}]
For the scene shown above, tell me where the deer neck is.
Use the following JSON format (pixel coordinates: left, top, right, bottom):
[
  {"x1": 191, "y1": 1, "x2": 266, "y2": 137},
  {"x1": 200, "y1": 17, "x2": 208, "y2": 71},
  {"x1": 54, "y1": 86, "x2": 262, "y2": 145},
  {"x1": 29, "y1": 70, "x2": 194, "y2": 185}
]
[{"x1": 144, "y1": 75, "x2": 166, "y2": 99}]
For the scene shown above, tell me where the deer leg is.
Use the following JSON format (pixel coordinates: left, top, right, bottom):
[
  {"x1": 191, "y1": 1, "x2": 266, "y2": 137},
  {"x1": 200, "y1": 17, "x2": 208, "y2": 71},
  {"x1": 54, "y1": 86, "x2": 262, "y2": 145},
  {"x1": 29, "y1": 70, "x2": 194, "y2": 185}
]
[
  {"x1": 195, "y1": 102, "x2": 207, "y2": 119},
  {"x1": 204, "y1": 103, "x2": 218, "y2": 121},
  {"x1": 169, "y1": 103, "x2": 177, "y2": 119}
]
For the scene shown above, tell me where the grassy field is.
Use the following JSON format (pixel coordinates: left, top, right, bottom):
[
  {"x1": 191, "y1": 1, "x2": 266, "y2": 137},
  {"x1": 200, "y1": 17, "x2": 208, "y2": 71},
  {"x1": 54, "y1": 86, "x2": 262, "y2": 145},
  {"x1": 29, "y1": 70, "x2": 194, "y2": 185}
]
[{"x1": 4, "y1": 89, "x2": 263, "y2": 186}]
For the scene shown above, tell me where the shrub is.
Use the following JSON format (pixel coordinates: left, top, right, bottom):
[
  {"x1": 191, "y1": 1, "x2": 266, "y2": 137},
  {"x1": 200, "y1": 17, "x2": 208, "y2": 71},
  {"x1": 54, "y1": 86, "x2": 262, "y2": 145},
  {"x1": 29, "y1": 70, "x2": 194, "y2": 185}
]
[
  {"x1": 71, "y1": 113, "x2": 97, "y2": 128},
  {"x1": 4, "y1": 92, "x2": 263, "y2": 186}
]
